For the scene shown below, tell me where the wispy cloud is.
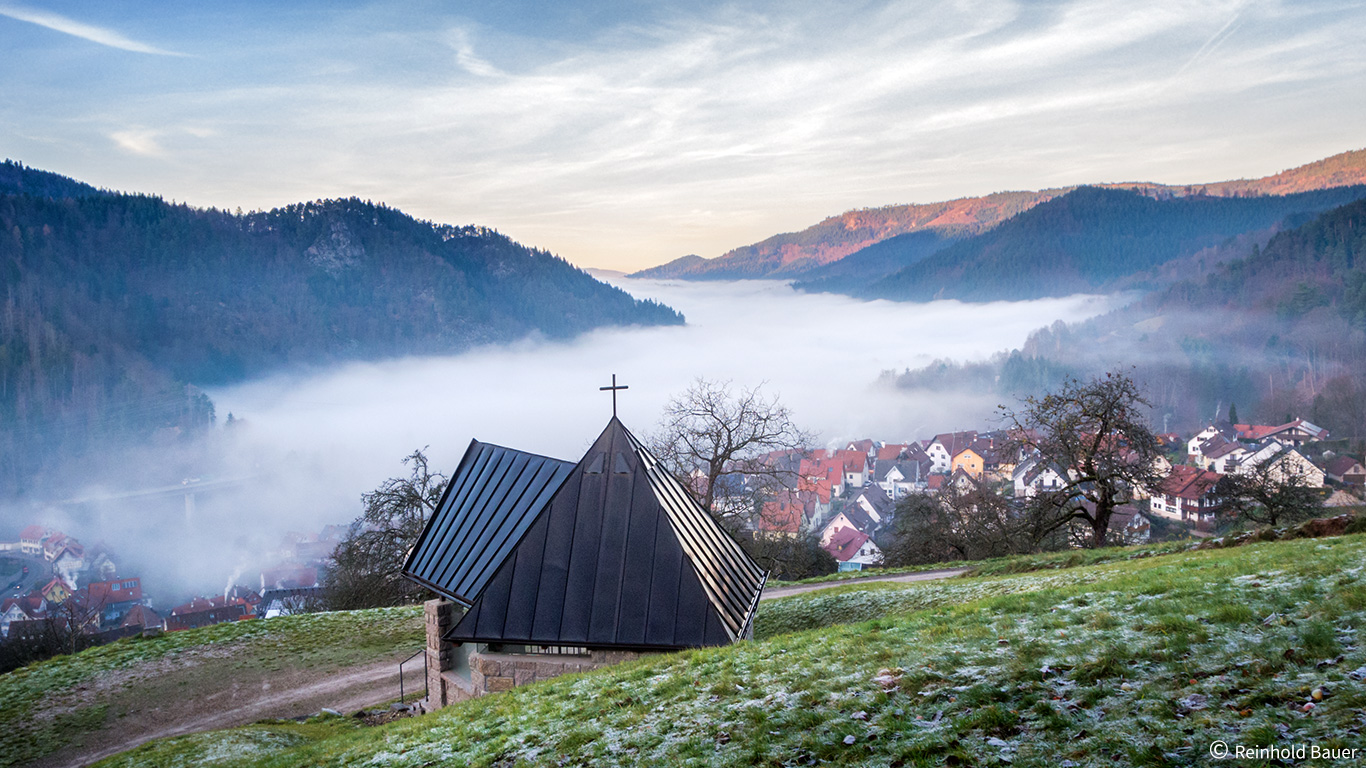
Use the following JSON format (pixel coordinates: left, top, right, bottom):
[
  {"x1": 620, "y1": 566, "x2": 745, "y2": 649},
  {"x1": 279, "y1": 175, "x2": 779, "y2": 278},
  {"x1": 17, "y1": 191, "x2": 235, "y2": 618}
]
[
  {"x1": 110, "y1": 129, "x2": 164, "y2": 157},
  {"x1": 4, "y1": 1, "x2": 1362, "y2": 270},
  {"x1": 0, "y1": 2, "x2": 185, "y2": 56}
]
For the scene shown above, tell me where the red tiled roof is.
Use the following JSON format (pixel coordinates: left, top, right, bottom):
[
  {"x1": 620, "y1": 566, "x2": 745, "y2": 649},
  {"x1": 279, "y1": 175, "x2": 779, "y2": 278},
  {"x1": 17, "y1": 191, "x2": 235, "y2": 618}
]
[
  {"x1": 121, "y1": 604, "x2": 162, "y2": 629},
  {"x1": 796, "y1": 476, "x2": 833, "y2": 504},
  {"x1": 758, "y1": 502, "x2": 803, "y2": 534},
  {"x1": 19, "y1": 525, "x2": 47, "y2": 541},
  {"x1": 89, "y1": 578, "x2": 143, "y2": 606},
  {"x1": 931, "y1": 431, "x2": 979, "y2": 454},
  {"x1": 877, "y1": 444, "x2": 908, "y2": 461},
  {"x1": 822, "y1": 527, "x2": 871, "y2": 562},
  {"x1": 1158, "y1": 465, "x2": 1222, "y2": 501},
  {"x1": 3, "y1": 594, "x2": 46, "y2": 618},
  {"x1": 1202, "y1": 440, "x2": 1245, "y2": 461}
]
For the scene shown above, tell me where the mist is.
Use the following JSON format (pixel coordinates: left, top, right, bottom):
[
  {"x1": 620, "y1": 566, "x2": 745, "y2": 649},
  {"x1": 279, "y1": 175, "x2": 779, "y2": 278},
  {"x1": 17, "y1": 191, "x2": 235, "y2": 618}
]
[
  {"x1": 212, "y1": 277, "x2": 1112, "y2": 473},
  {"x1": 2, "y1": 278, "x2": 1112, "y2": 604}
]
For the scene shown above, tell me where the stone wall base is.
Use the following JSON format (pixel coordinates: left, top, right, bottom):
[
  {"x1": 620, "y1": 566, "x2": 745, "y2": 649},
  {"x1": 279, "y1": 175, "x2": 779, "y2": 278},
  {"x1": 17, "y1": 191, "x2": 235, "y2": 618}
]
[{"x1": 423, "y1": 599, "x2": 652, "y2": 709}]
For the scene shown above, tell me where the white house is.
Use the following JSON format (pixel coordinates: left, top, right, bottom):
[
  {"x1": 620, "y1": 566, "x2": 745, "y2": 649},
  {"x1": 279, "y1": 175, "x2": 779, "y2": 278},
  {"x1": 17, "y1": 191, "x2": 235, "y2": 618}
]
[
  {"x1": 822, "y1": 527, "x2": 882, "y2": 572},
  {"x1": 843, "y1": 452, "x2": 868, "y2": 489},
  {"x1": 18, "y1": 525, "x2": 47, "y2": 556},
  {"x1": 1012, "y1": 456, "x2": 1070, "y2": 498},
  {"x1": 851, "y1": 486, "x2": 895, "y2": 527},
  {"x1": 875, "y1": 460, "x2": 926, "y2": 499},
  {"x1": 1237, "y1": 447, "x2": 1325, "y2": 487},
  {"x1": 927, "y1": 431, "x2": 978, "y2": 474},
  {"x1": 1201, "y1": 439, "x2": 1250, "y2": 473},
  {"x1": 1148, "y1": 466, "x2": 1223, "y2": 522},
  {"x1": 820, "y1": 505, "x2": 879, "y2": 546},
  {"x1": 1, "y1": 596, "x2": 45, "y2": 639}
]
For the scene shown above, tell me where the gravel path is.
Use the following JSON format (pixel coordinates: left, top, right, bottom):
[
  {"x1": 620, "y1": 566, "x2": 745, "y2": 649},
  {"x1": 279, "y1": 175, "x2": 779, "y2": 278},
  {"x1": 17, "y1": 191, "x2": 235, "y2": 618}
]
[{"x1": 34, "y1": 656, "x2": 409, "y2": 768}]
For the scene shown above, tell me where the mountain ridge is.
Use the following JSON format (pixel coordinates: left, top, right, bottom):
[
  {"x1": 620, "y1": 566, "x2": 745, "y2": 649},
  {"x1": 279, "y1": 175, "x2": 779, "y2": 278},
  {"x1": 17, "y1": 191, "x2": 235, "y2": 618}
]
[
  {"x1": 633, "y1": 147, "x2": 1366, "y2": 281},
  {"x1": 855, "y1": 184, "x2": 1366, "y2": 302}
]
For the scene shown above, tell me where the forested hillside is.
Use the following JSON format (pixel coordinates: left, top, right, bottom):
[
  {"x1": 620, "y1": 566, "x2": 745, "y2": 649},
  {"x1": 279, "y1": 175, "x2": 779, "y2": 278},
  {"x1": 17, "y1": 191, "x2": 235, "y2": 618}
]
[
  {"x1": 1170, "y1": 197, "x2": 1366, "y2": 318},
  {"x1": 888, "y1": 196, "x2": 1366, "y2": 440},
  {"x1": 633, "y1": 190, "x2": 1059, "y2": 280},
  {"x1": 0, "y1": 161, "x2": 682, "y2": 492},
  {"x1": 860, "y1": 185, "x2": 1366, "y2": 302},
  {"x1": 636, "y1": 147, "x2": 1366, "y2": 281},
  {"x1": 789, "y1": 230, "x2": 954, "y2": 294}
]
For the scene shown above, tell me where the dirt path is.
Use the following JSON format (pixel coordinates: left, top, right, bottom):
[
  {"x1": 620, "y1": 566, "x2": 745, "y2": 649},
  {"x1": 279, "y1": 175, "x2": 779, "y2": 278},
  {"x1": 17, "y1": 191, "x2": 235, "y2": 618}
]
[
  {"x1": 31, "y1": 571, "x2": 965, "y2": 767},
  {"x1": 761, "y1": 567, "x2": 969, "y2": 600},
  {"x1": 34, "y1": 655, "x2": 412, "y2": 768}
]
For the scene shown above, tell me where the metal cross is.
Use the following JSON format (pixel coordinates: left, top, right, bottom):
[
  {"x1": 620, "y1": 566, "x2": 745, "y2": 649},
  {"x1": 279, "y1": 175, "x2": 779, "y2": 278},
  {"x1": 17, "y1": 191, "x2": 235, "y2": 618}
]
[{"x1": 599, "y1": 374, "x2": 629, "y2": 418}]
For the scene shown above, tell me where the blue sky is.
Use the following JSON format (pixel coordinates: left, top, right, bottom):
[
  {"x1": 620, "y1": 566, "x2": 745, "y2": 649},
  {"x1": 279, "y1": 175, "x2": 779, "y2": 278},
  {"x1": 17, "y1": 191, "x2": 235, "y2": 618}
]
[{"x1": 1, "y1": 0, "x2": 1363, "y2": 270}]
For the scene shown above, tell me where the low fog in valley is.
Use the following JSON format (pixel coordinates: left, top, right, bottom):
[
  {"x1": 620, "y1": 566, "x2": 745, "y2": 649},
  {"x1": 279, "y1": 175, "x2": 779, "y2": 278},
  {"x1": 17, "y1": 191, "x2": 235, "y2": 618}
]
[{"x1": 1, "y1": 278, "x2": 1111, "y2": 603}]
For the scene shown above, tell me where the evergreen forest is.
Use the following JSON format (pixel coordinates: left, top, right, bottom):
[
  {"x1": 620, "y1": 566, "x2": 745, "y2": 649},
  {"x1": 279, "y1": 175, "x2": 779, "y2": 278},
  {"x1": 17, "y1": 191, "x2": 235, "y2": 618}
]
[{"x1": 0, "y1": 162, "x2": 682, "y2": 493}]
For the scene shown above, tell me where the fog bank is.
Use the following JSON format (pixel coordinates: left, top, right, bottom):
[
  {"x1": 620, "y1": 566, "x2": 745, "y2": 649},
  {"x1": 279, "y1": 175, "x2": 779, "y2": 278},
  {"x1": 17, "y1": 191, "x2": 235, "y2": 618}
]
[
  {"x1": 213, "y1": 278, "x2": 1112, "y2": 493},
  {"x1": 2, "y1": 279, "x2": 1110, "y2": 603}
]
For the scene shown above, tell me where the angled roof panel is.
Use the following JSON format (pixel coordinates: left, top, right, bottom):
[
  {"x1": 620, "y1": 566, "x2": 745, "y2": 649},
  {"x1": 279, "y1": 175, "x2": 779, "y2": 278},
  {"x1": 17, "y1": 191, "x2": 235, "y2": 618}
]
[
  {"x1": 402, "y1": 440, "x2": 574, "y2": 604},
  {"x1": 443, "y1": 417, "x2": 766, "y2": 650},
  {"x1": 623, "y1": 426, "x2": 766, "y2": 638}
]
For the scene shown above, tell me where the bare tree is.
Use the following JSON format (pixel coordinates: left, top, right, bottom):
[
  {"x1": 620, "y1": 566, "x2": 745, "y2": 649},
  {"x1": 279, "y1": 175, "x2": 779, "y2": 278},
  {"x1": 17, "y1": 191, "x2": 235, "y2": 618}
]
[
  {"x1": 1216, "y1": 460, "x2": 1324, "y2": 527},
  {"x1": 743, "y1": 532, "x2": 837, "y2": 580},
  {"x1": 883, "y1": 485, "x2": 1028, "y2": 566},
  {"x1": 1000, "y1": 371, "x2": 1163, "y2": 548},
  {"x1": 649, "y1": 378, "x2": 812, "y2": 527},
  {"x1": 324, "y1": 449, "x2": 447, "y2": 610}
]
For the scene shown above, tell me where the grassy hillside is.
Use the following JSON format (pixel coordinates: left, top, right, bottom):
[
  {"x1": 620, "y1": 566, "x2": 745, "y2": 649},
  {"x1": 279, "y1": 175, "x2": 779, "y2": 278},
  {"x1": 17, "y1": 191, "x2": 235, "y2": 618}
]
[
  {"x1": 0, "y1": 606, "x2": 422, "y2": 768},
  {"x1": 95, "y1": 533, "x2": 1366, "y2": 767}
]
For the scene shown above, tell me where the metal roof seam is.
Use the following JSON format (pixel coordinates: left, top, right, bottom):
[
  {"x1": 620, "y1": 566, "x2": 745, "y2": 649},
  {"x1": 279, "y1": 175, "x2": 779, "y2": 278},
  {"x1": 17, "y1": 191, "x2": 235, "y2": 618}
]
[
  {"x1": 405, "y1": 438, "x2": 482, "y2": 584},
  {"x1": 627, "y1": 431, "x2": 759, "y2": 635},
  {"x1": 437, "y1": 448, "x2": 521, "y2": 595}
]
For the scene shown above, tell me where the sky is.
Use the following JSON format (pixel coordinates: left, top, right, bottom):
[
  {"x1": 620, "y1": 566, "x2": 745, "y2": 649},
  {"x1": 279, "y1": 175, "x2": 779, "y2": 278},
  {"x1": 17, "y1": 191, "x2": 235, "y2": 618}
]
[{"x1": 1, "y1": 0, "x2": 1364, "y2": 271}]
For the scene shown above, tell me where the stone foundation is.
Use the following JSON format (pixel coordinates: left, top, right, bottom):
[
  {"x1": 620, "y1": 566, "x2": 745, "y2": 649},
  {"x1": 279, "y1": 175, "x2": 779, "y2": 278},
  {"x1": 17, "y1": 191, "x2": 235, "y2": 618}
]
[{"x1": 423, "y1": 599, "x2": 651, "y2": 709}]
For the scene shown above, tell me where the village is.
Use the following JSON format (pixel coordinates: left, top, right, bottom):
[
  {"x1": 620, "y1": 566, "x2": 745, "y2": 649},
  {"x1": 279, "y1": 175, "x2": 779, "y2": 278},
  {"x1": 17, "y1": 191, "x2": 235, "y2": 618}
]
[
  {"x1": 0, "y1": 522, "x2": 337, "y2": 650},
  {"x1": 751, "y1": 417, "x2": 1365, "y2": 571},
  {"x1": 2, "y1": 416, "x2": 1363, "y2": 651}
]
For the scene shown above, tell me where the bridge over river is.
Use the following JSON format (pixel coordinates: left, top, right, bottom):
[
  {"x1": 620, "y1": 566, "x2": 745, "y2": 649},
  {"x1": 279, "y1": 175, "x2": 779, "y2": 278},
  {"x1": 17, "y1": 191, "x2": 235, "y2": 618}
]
[{"x1": 55, "y1": 476, "x2": 255, "y2": 525}]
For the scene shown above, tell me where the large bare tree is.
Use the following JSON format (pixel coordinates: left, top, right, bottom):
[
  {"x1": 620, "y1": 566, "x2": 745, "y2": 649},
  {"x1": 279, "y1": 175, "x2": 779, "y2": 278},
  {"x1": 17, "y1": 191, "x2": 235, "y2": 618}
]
[
  {"x1": 324, "y1": 449, "x2": 447, "y2": 609},
  {"x1": 1216, "y1": 459, "x2": 1324, "y2": 527},
  {"x1": 1001, "y1": 370, "x2": 1163, "y2": 548},
  {"x1": 883, "y1": 484, "x2": 1028, "y2": 566},
  {"x1": 649, "y1": 378, "x2": 812, "y2": 526}
]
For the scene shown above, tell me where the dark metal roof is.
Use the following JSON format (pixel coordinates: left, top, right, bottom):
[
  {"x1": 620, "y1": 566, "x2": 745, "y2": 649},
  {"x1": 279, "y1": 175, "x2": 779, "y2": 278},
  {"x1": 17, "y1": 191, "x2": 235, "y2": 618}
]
[
  {"x1": 402, "y1": 440, "x2": 575, "y2": 605},
  {"x1": 444, "y1": 417, "x2": 766, "y2": 650}
]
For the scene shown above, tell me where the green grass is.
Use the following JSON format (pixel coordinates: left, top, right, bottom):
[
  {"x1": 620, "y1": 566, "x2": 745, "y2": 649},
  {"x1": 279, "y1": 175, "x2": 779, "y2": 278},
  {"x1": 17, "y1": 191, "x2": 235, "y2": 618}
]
[
  {"x1": 92, "y1": 717, "x2": 364, "y2": 768},
  {"x1": 0, "y1": 606, "x2": 422, "y2": 768},
  {"x1": 92, "y1": 534, "x2": 1366, "y2": 767},
  {"x1": 769, "y1": 538, "x2": 1196, "y2": 587}
]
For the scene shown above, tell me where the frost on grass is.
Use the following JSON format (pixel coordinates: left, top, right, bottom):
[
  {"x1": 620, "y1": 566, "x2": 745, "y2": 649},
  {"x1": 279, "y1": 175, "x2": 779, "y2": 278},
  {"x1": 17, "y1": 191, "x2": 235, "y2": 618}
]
[
  {"x1": 0, "y1": 605, "x2": 423, "y2": 768},
  {"x1": 87, "y1": 535, "x2": 1366, "y2": 768}
]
